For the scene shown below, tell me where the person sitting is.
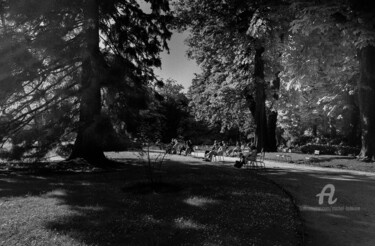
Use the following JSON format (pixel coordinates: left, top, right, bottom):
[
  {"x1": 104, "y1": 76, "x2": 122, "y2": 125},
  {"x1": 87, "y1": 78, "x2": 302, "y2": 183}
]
[
  {"x1": 228, "y1": 141, "x2": 241, "y2": 157},
  {"x1": 176, "y1": 138, "x2": 186, "y2": 155},
  {"x1": 240, "y1": 141, "x2": 247, "y2": 152},
  {"x1": 185, "y1": 139, "x2": 193, "y2": 155},
  {"x1": 172, "y1": 138, "x2": 179, "y2": 154},
  {"x1": 240, "y1": 145, "x2": 257, "y2": 166},
  {"x1": 166, "y1": 138, "x2": 174, "y2": 154},
  {"x1": 179, "y1": 144, "x2": 186, "y2": 155},
  {"x1": 219, "y1": 141, "x2": 228, "y2": 156},
  {"x1": 204, "y1": 140, "x2": 219, "y2": 161}
]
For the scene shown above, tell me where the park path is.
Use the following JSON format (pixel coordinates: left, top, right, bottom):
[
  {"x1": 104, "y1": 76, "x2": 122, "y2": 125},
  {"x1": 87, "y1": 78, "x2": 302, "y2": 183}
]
[{"x1": 262, "y1": 160, "x2": 375, "y2": 246}]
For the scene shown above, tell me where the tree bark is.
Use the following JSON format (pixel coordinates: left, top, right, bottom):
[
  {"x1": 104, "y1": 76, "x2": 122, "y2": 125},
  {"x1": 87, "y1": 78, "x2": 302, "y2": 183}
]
[
  {"x1": 266, "y1": 73, "x2": 280, "y2": 152},
  {"x1": 312, "y1": 119, "x2": 318, "y2": 137},
  {"x1": 345, "y1": 93, "x2": 360, "y2": 147},
  {"x1": 243, "y1": 42, "x2": 272, "y2": 152},
  {"x1": 69, "y1": 0, "x2": 108, "y2": 165},
  {"x1": 252, "y1": 42, "x2": 268, "y2": 152},
  {"x1": 267, "y1": 110, "x2": 278, "y2": 152},
  {"x1": 357, "y1": 45, "x2": 375, "y2": 161},
  {"x1": 329, "y1": 117, "x2": 337, "y2": 139}
]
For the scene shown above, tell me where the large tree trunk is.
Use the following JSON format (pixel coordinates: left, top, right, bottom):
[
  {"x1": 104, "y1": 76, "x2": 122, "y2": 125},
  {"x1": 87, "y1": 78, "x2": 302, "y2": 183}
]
[
  {"x1": 344, "y1": 93, "x2": 360, "y2": 147},
  {"x1": 329, "y1": 117, "x2": 337, "y2": 139},
  {"x1": 69, "y1": 0, "x2": 108, "y2": 165},
  {"x1": 312, "y1": 119, "x2": 318, "y2": 137},
  {"x1": 253, "y1": 43, "x2": 268, "y2": 152},
  {"x1": 357, "y1": 45, "x2": 375, "y2": 161},
  {"x1": 267, "y1": 73, "x2": 280, "y2": 152},
  {"x1": 267, "y1": 110, "x2": 278, "y2": 152},
  {"x1": 244, "y1": 42, "x2": 271, "y2": 152}
]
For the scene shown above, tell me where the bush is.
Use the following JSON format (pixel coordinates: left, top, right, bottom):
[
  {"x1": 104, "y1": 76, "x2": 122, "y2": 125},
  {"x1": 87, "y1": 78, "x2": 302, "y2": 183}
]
[
  {"x1": 300, "y1": 144, "x2": 360, "y2": 156},
  {"x1": 335, "y1": 146, "x2": 360, "y2": 156},
  {"x1": 300, "y1": 144, "x2": 336, "y2": 155},
  {"x1": 293, "y1": 135, "x2": 315, "y2": 146}
]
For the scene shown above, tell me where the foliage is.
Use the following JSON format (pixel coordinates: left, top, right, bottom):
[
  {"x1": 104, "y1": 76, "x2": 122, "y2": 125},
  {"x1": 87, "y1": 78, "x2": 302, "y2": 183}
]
[
  {"x1": 128, "y1": 78, "x2": 190, "y2": 143},
  {"x1": 174, "y1": 0, "x2": 286, "y2": 138},
  {"x1": 187, "y1": 71, "x2": 254, "y2": 135},
  {"x1": 300, "y1": 143, "x2": 360, "y2": 156},
  {"x1": 156, "y1": 79, "x2": 190, "y2": 141},
  {"x1": 0, "y1": 0, "x2": 172, "y2": 160},
  {"x1": 286, "y1": 0, "x2": 375, "y2": 161},
  {"x1": 336, "y1": 145, "x2": 361, "y2": 156},
  {"x1": 178, "y1": 0, "x2": 374, "y2": 157},
  {"x1": 272, "y1": 1, "x2": 372, "y2": 149},
  {"x1": 300, "y1": 144, "x2": 336, "y2": 155}
]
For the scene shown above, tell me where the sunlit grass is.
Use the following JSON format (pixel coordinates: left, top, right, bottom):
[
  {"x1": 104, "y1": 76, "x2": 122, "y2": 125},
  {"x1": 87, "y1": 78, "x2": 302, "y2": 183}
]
[{"x1": 266, "y1": 152, "x2": 375, "y2": 172}]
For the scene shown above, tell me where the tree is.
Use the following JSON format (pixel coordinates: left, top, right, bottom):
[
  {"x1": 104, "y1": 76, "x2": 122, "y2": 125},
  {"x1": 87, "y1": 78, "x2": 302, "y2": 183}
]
[
  {"x1": 0, "y1": 0, "x2": 172, "y2": 165},
  {"x1": 289, "y1": 0, "x2": 375, "y2": 160},
  {"x1": 156, "y1": 79, "x2": 189, "y2": 142},
  {"x1": 280, "y1": 11, "x2": 360, "y2": 146},
  {"x1": 175, "y1": 0, "x2": 291, "y2": 151}
]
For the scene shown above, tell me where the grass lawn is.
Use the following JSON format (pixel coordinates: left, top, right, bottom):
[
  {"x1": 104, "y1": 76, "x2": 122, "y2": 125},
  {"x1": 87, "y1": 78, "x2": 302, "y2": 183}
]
[
  {"x1": 265, "y1": 152, "x2": 375, "y2": 173},
  {"x1": 0, "y1": 153, "x2": 303, "y2": 246}
]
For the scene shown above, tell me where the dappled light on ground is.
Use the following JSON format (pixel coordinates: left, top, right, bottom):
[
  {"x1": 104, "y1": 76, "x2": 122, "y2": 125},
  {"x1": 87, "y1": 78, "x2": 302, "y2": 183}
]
[
  {"x1": 0, "y1": 178, "x2": 18, "y2": 183},
  {"x1": 0, "y1": 153, "x2": 303, "y2": 246},
  {"x1": 174, "y1": 217, "x2": 207, "y2": 230},
  {"x1": 45, "y1": 189, "x2": 68, "y2": 198},
  {"x1": 184, "y1": 196, "x2": 220, "y2": 207}
]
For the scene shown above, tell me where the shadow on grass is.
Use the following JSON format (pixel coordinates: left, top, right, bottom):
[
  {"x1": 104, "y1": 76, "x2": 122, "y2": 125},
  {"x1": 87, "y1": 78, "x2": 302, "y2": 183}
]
[{"x1": 0, "y1": 158, "x2": 303, "y2": 246}]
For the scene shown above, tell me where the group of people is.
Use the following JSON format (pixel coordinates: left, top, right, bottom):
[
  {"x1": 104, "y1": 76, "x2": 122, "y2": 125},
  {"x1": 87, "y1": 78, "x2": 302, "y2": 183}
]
[
  {"x1": 203, "y1": 140, "x2": 228, "y2": 162},
  {"x1": 167, "y1": 138, "x2": 193, "y2": 156},
  {"x1": 165, "y1": 138, "x2": 259, "y2": 167},
  {"x1": 203, "y1": 140, "x2": 258, "y2": 166},
  {"x1": 226, "y1": 141, "x2": 256, "y2": 157}
]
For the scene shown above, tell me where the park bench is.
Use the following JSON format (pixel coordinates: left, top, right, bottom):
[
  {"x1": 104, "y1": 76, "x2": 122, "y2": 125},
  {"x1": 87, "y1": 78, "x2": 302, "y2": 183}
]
[
  {"x1": 212, "y1": 151, "x2": 225, "y2": 162},
  {"x1": 276, "y1": 154, "x2": 292, "y2": 162}
]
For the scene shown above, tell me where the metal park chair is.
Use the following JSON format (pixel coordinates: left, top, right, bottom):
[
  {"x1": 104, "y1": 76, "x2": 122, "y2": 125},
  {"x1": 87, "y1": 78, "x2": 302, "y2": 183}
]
[{"x1": 243, "y1": 149, "x2": 265, "y2": 169}]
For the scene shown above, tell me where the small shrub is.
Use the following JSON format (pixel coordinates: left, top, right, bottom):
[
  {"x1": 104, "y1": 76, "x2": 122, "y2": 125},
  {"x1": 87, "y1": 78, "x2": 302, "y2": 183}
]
[
  {"x1": 300, "y1": 144, "x2": 360, "y2": 156},
  {"x1": 335, "y1": 146, "x2": 360, "y2": 156},
  {"x1": 300, "y1": 144, "x2": 336, "y2": 155},
  {"x1": 293, "y1": 135, "x2": 315, "y2": 146}
]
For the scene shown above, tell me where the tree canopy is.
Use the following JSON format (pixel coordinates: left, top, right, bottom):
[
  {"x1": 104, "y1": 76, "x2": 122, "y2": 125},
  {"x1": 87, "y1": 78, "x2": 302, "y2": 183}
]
[
  {"x1": 175, "y1": 0, "x2": 375, "y2": 160},
  {"x1": 1, "y1": 0, "x2": 374, "y2": 162},
  {"x1": 0, "y1": 0, "x2": 172, "y2": 164}
]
